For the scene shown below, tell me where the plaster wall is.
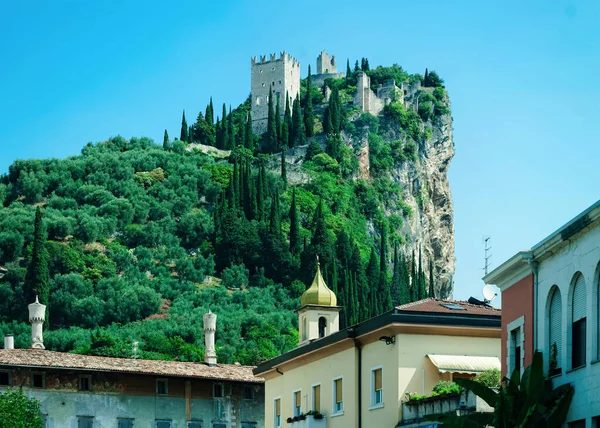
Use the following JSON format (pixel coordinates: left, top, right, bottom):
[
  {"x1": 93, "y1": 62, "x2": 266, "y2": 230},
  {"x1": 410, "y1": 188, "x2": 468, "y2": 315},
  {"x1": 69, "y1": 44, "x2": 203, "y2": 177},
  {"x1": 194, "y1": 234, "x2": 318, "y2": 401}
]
[
  {"x1": 264, "y1": 346, "x2": 358, "y2": 428},
  {"x1": 500, "y1": 274, "x2": 534, "y2": 377},
  {"x1": 535, "y1": 221, "x2": 600, "y2": 425},
  {"x1": 394, "y1": 333, "x2": 500, "y2": 423}
]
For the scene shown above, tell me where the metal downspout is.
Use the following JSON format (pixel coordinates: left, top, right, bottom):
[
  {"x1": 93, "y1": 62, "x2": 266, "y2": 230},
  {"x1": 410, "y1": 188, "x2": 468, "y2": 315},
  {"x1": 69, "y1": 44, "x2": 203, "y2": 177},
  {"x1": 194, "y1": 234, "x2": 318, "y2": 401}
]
[{"x1": 529, "y1": 258, "x2": 539, "y2": 351}]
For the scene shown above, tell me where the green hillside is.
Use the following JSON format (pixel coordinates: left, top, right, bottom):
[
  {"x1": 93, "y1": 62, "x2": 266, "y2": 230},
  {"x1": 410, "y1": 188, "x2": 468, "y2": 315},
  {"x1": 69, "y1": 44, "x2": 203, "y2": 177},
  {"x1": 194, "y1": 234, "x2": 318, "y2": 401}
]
[{"x1": 0, "y1": 63, "x2": 449, "y2": 365}]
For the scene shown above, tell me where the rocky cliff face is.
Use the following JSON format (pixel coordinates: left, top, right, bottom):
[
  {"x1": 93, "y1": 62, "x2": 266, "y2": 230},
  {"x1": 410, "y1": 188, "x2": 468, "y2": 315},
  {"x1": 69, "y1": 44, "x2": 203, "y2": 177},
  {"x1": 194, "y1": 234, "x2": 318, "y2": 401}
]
[
  {"x1": 268, "y1": 105, "x2": 456, "y2": 299},
  {"x1": 388, "y1": 111, "x2": 455, "y2": 299}
]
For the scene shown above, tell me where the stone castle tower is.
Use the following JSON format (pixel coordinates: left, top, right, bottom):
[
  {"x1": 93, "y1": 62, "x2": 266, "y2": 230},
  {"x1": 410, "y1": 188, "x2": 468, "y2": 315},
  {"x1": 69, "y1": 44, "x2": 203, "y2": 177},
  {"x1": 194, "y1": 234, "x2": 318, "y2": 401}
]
[
  {"x1": 251, "y1": 52, "x2": 300, "y2": 134},
  {"x1": 316, "y1": 50, "x2": 336, "y2": 74}
]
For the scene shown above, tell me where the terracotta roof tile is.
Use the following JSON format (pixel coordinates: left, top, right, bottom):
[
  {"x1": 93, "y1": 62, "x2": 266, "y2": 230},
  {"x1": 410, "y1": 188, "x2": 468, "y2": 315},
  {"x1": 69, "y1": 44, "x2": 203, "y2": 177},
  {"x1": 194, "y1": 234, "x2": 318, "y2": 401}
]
[
  {"x1": 396, "y1": 298, "x2": 501, "y2": 316},
  {"x1": 0, "y1": 349, "x2": 263, "y2": 383}
]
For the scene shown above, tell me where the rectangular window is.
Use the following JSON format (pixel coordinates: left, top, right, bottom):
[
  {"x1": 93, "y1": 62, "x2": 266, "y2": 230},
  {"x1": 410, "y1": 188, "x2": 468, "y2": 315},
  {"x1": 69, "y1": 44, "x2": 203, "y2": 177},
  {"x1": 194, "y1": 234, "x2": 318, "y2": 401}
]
[
  {"x1": 312, "y1": 384, "x2": 321, "y2": 412},
  {"x1": 79, "y1": 375, "x2": 92, "y2": 392},
  {"x1": 78, "y1": 417, "x2": 94, "y2": 428},
  {"x1": 243, "y1": 385, "x2": 254, "y2": 400},
  {"x1": 274, "y1": 398, "x2": 281, "y2": 428},
  {"x1": 187, "y1": 422, "x2": 202, "y2": 428},
  {"x1": 156, "y1": 379, "x2": 168, "y2": 396},
  {"x1": 572, "y1": 318, "x2": 586, "y2": 368},
  {"x1": 156, "y1": 421, "x2": 171, "y2": 428},
  {"x1": 371, "y1": 367, "x2": 383, "y2": 406},
  {"x1": 568, "y1": 421, "x2": 586, "y2": 428},
  {"x1": 213, "y1": 383, "x2": 224, "y2": 398},
  {"x1": 510, "y1": 328, "x2": 522, "y2": 376},
  {"x1": 0, "y1": 371, "x2": 10, "y2": 386},
  {"x1": 333, "y1": 377, "x2": 343, "y2": 414},
  {"x1": 242, "y1": 424, "x2": 256, "y2": 428},
  {"x1": 118, "y1": 419, "x2": 134, "y2": 428},
  {"x1": 32, "y1": 373, "x2": 45, "y2": 389},
  {"x1": 212, "y1": 424, "x2": 226, "y2": 428},
  {"x1": 293, "y1": 390, "x2": 301, "y2": 416}
]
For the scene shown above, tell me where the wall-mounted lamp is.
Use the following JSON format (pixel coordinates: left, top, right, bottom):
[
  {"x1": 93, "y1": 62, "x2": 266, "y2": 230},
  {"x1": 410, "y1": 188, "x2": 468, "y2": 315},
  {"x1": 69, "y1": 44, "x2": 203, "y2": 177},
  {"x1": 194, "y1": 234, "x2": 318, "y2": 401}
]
[{"x1": 378, "y1": 335, "x2": 395, "y2": 345}]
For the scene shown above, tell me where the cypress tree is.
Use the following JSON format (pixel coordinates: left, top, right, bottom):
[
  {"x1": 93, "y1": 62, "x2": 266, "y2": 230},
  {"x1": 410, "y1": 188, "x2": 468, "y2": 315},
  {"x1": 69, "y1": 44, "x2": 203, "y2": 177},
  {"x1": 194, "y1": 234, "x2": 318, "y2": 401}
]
[
  {"x1": 399, "y1": 252, "x2": 411, "y2": 304},
  {"x1": 378, "y1": 225, "x2": 392, "y2": 312},
  {"x1": 429, "y1": 259, "x2": 435, "y2": 298},
  {"x1": 256, "y1": 163, "x2": 264, "y2": 222},
  {"x1": 283, "y1": 93, "x2": 292, "y2": 149},
  {"x1": 391, "y1": 243, "x2": 401, "y2": 307},
  {"x1": 245, "y1": 112, "x2": 254, "y2": 151},
  {"x1": 275, "y1": 95, "x2": 282, "y2": 149},
  {"x1": 292, "y1": 97, "x2": 305, "y2": 146},
  {"x1": 188, "y1": 125, "x2": 194, "y2": 143},
  {"x1": 410, "y1": 250, "x2": 416, "y2": 302},
  {"x1": 242, "y1": 161, "x2": 253, "y2": 220},
  {"x1": 354, "y1": 60, "x2": 360, "y2": 72},
  {"x1": 304, "y1": 65, "x2": 315, "y2": 137},
  {"x1": 215, "y1": 117, "x2": 223, "y2": 149},
  {"x1": 346, "y1": 59, "x2": 352, "y2": 82},
  {"x1": 232, "y1": 158, "x2": 240, "y2": 210},
  {"x1": 267, "y1": 88, "x2": 278, "y2": 153},
  {"x1": 163, "y1": 129, "x2": 170, "y2": 151},
  {"x1": 366, "y1": 247, "x2": 380, "y2": 317},
  {"x1": 180, "y1": 110, "x2": 188, "y2": 142},
  {"x1": 424, "y1": 68, "x2": 429, "y2": 87},
  {"x1": 418, "y1": 247, "x2": 427, "y2": 300},
  {"x1": 207, "y1": 97, "x2": 214, "y2": 125},
  {"x1": 25, "y1": 207, "x2": 49, "y2": 309},
  {"x1": 221, "y1": 104, "x2": 229, "y2": 150},
  {"x1": 281, "y1": 149, "x2": 287, "y2": 186},
  {"x1": 269, "y1": 189, "x2": 282, "y2": 238},
  {"x1": 289, "y1": 188, "x2": 300, "y2": 255},
  {"x1": 228, "y1": 106, "x2": 234, "y2": 149}
]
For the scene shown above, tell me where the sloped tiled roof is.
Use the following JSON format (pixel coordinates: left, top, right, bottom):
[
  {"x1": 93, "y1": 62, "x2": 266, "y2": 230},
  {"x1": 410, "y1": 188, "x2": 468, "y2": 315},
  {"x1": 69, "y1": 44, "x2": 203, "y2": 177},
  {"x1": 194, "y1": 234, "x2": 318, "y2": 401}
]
[
  {"x1": 0, "y1": 349, "x2": 263, "y2": 383},
  {"x1": 396, "y1": 298, "x2": 501, "y2": 316}
]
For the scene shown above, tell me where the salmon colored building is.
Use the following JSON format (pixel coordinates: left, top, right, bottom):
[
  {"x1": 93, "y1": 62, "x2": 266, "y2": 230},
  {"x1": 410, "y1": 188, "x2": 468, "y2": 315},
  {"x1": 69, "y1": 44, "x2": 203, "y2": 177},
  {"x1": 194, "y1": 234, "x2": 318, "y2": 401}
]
[{"x1": 484, "y1": 252, "x2": 534, "y2": 378}]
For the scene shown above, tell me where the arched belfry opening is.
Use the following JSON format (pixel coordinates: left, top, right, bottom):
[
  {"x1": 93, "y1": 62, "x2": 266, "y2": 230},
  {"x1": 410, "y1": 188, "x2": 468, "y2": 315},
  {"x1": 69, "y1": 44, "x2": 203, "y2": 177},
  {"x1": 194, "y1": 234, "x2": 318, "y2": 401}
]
[{"x1": 318, "y1": 317, "x2": 327, "y2": 338}]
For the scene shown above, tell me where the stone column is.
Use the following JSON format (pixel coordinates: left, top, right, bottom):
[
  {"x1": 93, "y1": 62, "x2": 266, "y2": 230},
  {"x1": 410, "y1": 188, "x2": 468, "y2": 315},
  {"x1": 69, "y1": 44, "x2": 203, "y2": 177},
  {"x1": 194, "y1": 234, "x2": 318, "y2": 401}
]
[
  {"x1": 28, "y1": 296, "x2": 46, "y2": 349},
  {"x1": 203, "y1": 310, "x2": 217, "y2": 365}
]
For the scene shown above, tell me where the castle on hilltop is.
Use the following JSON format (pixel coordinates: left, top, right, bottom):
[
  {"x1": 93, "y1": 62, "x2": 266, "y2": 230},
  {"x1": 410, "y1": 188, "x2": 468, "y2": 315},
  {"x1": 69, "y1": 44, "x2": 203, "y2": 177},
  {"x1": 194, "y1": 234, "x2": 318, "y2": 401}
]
[
  {"x1": 250, "y1": 50, "x2": 422, "y2": 132},
  {"x1": 250, "y1": 52, "x2": 301, "y2": 134}
]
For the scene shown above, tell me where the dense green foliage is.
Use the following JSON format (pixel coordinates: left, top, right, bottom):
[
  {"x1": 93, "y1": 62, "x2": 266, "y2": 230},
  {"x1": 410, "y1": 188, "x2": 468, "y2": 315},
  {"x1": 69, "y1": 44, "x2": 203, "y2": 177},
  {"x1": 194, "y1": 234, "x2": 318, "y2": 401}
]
[
  {"x1": 0, "y1": 62, "x2": 451, "y2": 365},
  {"x1": 0, "y1": 388, "x2": 44, "y2": 428}
]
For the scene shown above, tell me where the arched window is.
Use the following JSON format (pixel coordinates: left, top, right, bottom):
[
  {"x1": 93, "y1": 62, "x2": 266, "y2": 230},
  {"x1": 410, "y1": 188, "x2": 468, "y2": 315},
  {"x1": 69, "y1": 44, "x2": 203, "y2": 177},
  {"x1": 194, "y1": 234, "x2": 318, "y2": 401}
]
[
  {"x1": 548, "y1": 286, "x2": 562, "y2": 373},
  {"x1": 571, "y1": 273, "x2": 587, "y2": 368},
  {"x1": 597, "y1": 266, "x2": 600, "y2": 360},
  {"x1": 318, "y1": 317, "x2": 327, "y2": 338}
]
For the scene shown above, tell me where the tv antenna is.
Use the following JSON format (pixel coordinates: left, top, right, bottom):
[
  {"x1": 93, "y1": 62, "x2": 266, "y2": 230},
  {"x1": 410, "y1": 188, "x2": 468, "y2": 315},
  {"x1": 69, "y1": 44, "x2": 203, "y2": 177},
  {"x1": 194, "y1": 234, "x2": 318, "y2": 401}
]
[{"x1": 483, "y1": 236, "x2": 492, "y2": 275}]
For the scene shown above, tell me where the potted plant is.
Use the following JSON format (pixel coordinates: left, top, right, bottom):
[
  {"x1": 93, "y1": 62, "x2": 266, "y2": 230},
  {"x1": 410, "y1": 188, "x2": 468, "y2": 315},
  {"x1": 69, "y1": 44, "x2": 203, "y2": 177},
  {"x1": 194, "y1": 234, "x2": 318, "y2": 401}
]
[{"x1": 286, "y1": 417, "x2": 293, "y2": 424}]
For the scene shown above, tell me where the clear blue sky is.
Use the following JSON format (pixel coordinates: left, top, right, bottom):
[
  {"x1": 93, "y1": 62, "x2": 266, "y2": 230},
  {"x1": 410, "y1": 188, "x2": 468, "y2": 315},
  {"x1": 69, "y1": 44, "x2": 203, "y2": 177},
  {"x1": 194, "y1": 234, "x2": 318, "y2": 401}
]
[{"x1": 1, "y1": 0, "x2": 599, "y2": 304}]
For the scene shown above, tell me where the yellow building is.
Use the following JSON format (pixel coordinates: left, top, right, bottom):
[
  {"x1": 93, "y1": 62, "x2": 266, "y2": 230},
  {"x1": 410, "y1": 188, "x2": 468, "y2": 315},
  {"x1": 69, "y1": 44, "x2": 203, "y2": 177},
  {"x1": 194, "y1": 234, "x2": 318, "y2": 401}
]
[{"x1": 254, "y1": 265, "x2": 501, "y2": 428}]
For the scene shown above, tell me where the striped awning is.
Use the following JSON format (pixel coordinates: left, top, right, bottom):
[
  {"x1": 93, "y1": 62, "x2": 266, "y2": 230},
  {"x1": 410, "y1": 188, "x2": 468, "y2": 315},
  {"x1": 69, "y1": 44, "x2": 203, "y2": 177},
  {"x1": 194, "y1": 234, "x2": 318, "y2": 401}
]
[{"x1": 427, "y1": 354, "x2": 500, "y2": 374}]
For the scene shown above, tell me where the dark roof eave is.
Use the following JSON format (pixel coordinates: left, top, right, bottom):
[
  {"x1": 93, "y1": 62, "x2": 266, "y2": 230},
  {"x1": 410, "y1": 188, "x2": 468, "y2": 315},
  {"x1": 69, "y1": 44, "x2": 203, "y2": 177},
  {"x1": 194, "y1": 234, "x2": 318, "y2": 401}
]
[{"x1": 253, "y1": 310, "x2": 500, "y2": 375}]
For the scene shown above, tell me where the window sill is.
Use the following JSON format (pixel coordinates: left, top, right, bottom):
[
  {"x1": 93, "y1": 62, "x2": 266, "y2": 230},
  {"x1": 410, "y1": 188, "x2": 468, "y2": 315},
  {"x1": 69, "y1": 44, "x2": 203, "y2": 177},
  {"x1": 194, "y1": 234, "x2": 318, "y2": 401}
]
[
  {"x1": 566, "y1": 364, "x2": 586, "y2": 374},
  {"x1": 591, "y1": 359, "x2": 600, "y2": 365},
  {"x1": 330, "y1": 411, "x2": 344, "y2": 418},
  {"x1": 368, "y1": 403, "x2": 384, "y2": 410}
]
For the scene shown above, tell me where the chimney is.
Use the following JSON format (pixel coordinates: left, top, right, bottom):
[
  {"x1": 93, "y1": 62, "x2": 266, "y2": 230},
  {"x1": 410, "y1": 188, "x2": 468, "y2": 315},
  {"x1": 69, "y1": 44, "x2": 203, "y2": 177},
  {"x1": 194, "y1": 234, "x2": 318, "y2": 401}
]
[
  {"x1": 28, "y1": 296, "x2": 46, "y2": 349},
  {"x1": 203, "y1": 310, "x2": 217, "y2": 366},
  {"x1": 4, "y1": 334, "x2": 14, "y2": 350}
]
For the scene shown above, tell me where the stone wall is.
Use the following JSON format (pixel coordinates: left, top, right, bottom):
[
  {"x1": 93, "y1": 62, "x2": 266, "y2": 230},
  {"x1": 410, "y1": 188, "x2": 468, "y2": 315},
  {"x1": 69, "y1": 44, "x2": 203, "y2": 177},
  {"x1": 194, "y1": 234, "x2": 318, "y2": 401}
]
[
  {"x1": 316, "y1": 50, "x2": 336, "y2": 75},
  {"x1": 0, "y1": 367, "x2": 265, "y2": 428},
  {"x1": 354, "y1": 72, "x2": 385, "y2": 115},
  {"x1": 251, "y1": 52, "x2": 300, "y2": 134}
]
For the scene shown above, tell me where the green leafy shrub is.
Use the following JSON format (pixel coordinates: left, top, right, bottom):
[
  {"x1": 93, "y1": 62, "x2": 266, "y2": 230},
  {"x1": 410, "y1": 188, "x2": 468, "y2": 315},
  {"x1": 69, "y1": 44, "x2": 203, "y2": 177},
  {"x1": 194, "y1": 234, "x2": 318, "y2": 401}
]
[{"x1": 474, "y1": 369, "x2": 501, "y2": 388}]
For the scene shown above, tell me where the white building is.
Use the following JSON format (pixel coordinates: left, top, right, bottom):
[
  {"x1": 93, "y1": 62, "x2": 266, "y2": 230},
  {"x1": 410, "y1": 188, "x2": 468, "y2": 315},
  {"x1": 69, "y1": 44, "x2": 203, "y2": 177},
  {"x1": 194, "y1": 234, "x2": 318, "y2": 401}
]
[{"x1": 484, "y1": 199, "x2": 600, "y2": 427}]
